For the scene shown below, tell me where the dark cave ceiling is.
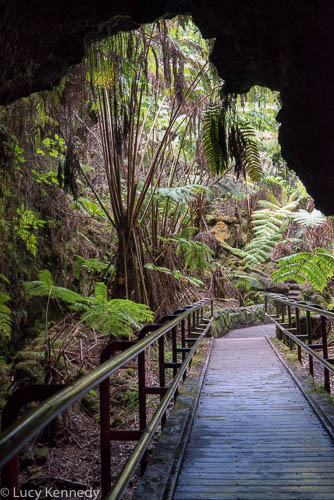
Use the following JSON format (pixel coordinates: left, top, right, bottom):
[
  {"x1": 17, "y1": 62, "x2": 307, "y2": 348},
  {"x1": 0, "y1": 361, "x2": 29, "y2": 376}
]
[{"x1": 1, "y1": 1, "x2": 334, "y2": 214}]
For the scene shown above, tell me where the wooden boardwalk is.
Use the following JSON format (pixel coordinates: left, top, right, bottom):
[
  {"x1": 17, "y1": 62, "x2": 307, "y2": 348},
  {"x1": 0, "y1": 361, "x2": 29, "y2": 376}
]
[{"x1": 173, "y1": 324, "x2": 334, "y2": 500}]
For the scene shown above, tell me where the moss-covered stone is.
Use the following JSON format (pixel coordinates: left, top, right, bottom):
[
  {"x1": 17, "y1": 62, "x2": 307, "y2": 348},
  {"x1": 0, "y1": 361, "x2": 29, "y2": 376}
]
[
  {"x1": 13, "y1": 359, "x2": 45, "y2": 385},
  {"x1": 210, "y1": 304, "x2": 266, "y2": 337},
  {"x1": 0, "y1": 364, "x2": 10, "y2": 414},
  {"x1": 14, "y1": 350, "x2": 44, "y2": 363}
]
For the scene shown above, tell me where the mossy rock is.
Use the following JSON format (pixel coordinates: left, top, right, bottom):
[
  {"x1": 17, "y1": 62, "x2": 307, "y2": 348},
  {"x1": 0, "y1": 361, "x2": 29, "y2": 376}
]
[
  {"x1": 0, "y1": 365, "x2": 10, "y2": 412},
  {"x1": 14, "y1": 360, "x2": 45, "y2": 385},
  {"x1": 210, "y1": 305, "x2": 265, "y2": 337},
  {"x1": 30, "y1": 335, "x2": 45, "y2": 348},
  {"x1": 14, "y1": 350, "x2": 44, "y2": 363},
  {"x1": 209, "y1": 220, "x2": 231, "y2": 244}
]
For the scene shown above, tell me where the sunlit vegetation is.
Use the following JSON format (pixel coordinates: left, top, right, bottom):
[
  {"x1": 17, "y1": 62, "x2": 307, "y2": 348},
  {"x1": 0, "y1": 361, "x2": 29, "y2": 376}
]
[{"x1": 0, "y1": 15, "x2": 333, "y2": 384}]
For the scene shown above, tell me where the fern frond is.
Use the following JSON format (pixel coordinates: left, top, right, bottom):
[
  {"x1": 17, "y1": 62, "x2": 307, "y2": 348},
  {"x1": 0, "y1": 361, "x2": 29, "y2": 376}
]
[
  {"x1": 0, "y1": 292, "x2": 11, "y2": 337},
  {"x1": 290, "y1": 209, "x2": 327, "y2": 227},
  {"x1": 24, "y1": 270, "x2": 84, "y2": 303},
  {"x1": 163, "y1": 235, "x2": 213, "y2": 273},
  {"x1": 76, "y1": 297, "x2": 154, "y2": 337},
  {"x1": 202, "y1": 104, "x2": 262, "y2": 180},
  {"x1": 202, "y1": 104, "x2": 227, "y2": 174},
  {"x1": 295, "y1": 179, "x2": 309, "y2": 199},
  {"x1": 38, "y1": 270, "x2": 54, "y2": 288},
  {"x1": 155, "y1": 184, "x2": 213, "y2": 204},
  {"x1": 241, "y1": 195, "x2": 299, "y2": 268},
  {"x1": 273, "y1": 249, "x2": 334, "y2": 291},
  {"x1": 144, "y1": 263, "x2": 204, "y2": 288}
]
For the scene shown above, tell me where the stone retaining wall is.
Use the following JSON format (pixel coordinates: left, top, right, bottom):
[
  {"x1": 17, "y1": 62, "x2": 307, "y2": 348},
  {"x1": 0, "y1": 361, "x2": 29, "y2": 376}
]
[{"x1": 210, "y1": 304, "x2": 266, "y2": 337}]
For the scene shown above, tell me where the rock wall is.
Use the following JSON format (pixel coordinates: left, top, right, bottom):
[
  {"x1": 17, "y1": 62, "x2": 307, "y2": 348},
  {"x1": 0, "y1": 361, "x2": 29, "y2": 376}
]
[{"x1": 210, "y1": 304, "x2": 266, "y2": 337}]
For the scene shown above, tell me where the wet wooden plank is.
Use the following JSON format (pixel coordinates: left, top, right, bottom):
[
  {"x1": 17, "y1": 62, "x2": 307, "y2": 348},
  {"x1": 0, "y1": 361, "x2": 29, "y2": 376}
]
[{"x1": 173, "y1": 324, "x2": 334, "y2": 499}]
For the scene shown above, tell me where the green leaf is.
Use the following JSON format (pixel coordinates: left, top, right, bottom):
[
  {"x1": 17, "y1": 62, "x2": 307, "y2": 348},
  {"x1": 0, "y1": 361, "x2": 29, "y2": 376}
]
[{"x1": 272, "y1": 249, "x2": 334, "y2": 291}]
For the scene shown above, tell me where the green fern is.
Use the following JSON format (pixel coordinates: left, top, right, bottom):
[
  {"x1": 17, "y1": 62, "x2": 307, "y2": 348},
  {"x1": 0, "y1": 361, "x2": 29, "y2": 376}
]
[
  {"x1": 235, "y1": 279, "x2": 252, "y2": 292},
  {"x1": 295, "y1": 179, "x2": 309, "y2": 199},
  {"x1": 290, "y1": 209, "x2": 327, "y2": 227},
  {"x1": 24, "y1": 271, "x2": 154, "y2": 337},
  {"x1": 71, "y1": 282, "x2": 154, "y2": 336},
  {"x1": 14, "y1": 204, "x2": 46, "y2": 256},
  {"x1": 238, "y1": 108, "x2": 279, "y2": 134},
  {"x1": 214, "y1": 176, "x2": 246, "y2": 201},
  {"x1": 229, "y1": 122, "x2": 262, "y2": 181},
  {"x1": 220, "y1": 189, "x2": 299, "y2": 268},
  {"x1": 155, "y1": 184, "x2": 213, "y2": 203},
  {"x1": 243, "y1": 189, "x2": 299, "y2": 267},
  {"x1": 0, "y1": 271, "x2": 11, "y2": 338},
  {"x1": 73, "y1": 256, "x2": 114, "y2": 280},
  {"x1": 202, "y1": 104, "x2": 227, "y2": 174},
  {"x1": 159, "y1": 235, "x2": 214, "y2": 273},
  {"x1": 24, "y1": 270, "x2": 83, "y2": 303},
  {"x1": 202, "y1": 103, "x2": 262, "y2": 181},
  {"x1": 272, "y1": 248, "x2": 334, "y2": 291},
  {"x1": 0, "y1": 292, "x2": 11, "y2": 338}
]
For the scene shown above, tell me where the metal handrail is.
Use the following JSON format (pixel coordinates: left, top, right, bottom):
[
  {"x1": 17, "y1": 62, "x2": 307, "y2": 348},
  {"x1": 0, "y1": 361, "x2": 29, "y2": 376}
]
[
  {"x1": 268, "y1": 314, "x2": 334, "y2": 374},
  {"x1": 266, "y1": 293, "x2": 334, "y2": 320},
  {"x1": 0, "y1": 297, "x2": 212, "y2": 498},
  {"x1": 265, "y1": 293, "x2": 334, "y2": 393},
  {"x1": 107, "y1": 319, "x2": 211, "y2": 500}
]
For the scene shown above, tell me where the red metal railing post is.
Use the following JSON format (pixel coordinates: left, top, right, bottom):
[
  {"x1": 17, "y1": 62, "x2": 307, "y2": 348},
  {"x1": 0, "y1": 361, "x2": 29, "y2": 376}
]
[
  {"x1": 306, "y1": 311, "x2": 314, "y2": 377},
  {"x1": 321, "y1": 316, "x2": 330, "y2": 393},
  {"x1": 138, "y1": 347, "x2": 147, "y2": 472},
  {"x1": 295, "y1": 307, "x2": 302, "y2": 364},
  {"x1": 100, "y1": 378, "x2": 111, "y2": 497},
  {"x1": 287, "y1": 305, "x2": 293, "y2": 350},
  {"x1": 158, "y1": 336, "x2": 166, "y2": 427},
  {"x1": 1, "y1": 385, "x2": 64, "y2": 500}
]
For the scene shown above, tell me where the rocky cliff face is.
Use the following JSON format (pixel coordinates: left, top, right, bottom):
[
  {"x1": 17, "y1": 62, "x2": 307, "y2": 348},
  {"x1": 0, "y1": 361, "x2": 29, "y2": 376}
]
[{"x1": 1, "y1": 1, "x2": 333, "y2": 214}]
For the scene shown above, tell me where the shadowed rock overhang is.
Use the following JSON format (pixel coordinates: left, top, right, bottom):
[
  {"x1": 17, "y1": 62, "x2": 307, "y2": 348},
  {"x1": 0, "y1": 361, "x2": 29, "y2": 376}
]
[{"x1": 1, "y1": 0, "x2": 333, "y2": 214}]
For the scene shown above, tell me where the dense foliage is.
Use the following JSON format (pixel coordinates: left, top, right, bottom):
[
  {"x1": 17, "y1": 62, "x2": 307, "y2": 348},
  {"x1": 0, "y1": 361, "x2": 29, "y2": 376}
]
[{"x1": 0, "y1": 16, "x2": 333, "y2": 377}]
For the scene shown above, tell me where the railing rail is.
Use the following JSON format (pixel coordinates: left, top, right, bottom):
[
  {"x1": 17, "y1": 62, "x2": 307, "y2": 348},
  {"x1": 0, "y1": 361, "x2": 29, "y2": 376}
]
[
  {"x1": 265, "y1": 293, "x2": 334, "y2": 393},
  {"x1": 266, "y1": 293, "x2": 334, "y2": 320},
  {"x1": 0, "y1": 297, "x2": 213, "y2": 499}
]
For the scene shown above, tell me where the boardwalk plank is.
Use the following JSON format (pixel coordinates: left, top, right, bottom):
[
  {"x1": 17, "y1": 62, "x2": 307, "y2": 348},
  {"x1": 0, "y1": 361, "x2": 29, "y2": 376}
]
[{"x1": 173, "y1": 324, "x2": 334, "y2": 500}]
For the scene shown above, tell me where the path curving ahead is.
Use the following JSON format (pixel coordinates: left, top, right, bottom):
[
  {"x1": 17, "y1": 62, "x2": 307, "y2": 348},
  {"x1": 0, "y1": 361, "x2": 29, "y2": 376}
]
[{"x1": 173, "y1": 324, "x2": 334, "y2": 500}]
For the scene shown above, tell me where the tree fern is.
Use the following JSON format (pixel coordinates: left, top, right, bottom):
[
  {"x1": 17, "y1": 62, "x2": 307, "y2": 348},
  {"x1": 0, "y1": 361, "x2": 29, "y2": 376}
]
[{"x1": 272, "y1": 248, "x2": 334, "y2": 291}]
